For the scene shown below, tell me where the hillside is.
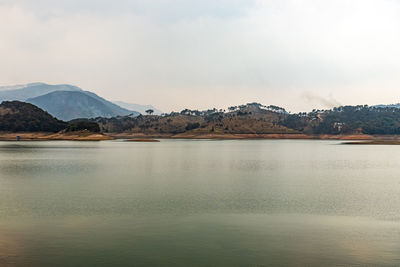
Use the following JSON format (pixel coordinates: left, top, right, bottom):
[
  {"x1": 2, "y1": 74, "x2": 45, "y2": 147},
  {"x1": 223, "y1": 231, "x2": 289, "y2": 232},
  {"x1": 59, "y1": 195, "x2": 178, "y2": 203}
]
[
  {"x1": 3, "y1": 100, "x2": 400, "y2": 137},
  {"x1": 93, "y1": 102, "x2": 400, "y2": 137},
  {"x1": 0, "y1": 101, "x2": 67, "y2": 132},
  {"x1": 93, "y1": 103, "x2": 295, "y2": 135},
  {"x1": 282, "y1": 105, "x2": 400, "y2": 135},
  {"x1": 81, "y1": 91, "x2": 139, "y2": 117},
  {"x1": 27, "y1": 91, "x2": 138, "y2": 121}
]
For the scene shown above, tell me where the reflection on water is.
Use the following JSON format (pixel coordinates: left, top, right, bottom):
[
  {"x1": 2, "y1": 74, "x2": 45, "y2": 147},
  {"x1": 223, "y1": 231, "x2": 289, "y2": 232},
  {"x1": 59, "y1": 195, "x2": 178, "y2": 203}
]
[{"x1": 0, "y1": 140, "x2": 400, "y2": 266}]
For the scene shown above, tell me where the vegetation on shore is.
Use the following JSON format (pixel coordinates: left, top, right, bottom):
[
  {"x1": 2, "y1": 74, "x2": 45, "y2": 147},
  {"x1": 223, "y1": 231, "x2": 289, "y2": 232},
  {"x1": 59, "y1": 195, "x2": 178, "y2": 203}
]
[
  {"x1": 4, "y1": 101, "x2": 400, "y2": 140},
  {"x1": 93, "y1": 103, "x2": 400, "y2": 136},
  {"x1": 93, "y1": 103, "x2": 294, "y2": 135},
  {"x1": 283, "y1": 105, "x2": 400, "y2": 135},
  {"x1": 66, "y1": 120, "x2": 100, "y2": 132},
  {"x1": 0, "y1": 101, "x2": 109, "y2": 140},
  {"x1": 0, "y1": 131, "x2": 113, "y2": 141},
  {"x1": 0, "y1": 101, "x2": 67, "y2": 132}
]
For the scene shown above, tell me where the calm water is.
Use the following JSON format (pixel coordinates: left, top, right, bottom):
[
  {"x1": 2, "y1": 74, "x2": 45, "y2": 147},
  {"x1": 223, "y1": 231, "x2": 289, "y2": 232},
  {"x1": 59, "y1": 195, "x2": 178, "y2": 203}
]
[{"x1": 1, "y1": 140, "x2": 400, "y2": 266}]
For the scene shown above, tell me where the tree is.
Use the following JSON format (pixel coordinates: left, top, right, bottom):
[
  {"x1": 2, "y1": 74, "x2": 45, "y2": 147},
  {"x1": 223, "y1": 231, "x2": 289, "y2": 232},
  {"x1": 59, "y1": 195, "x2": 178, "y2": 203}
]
[
  {"x1": 145, "y1": 109, "x2": 154, "y2": 115},
  {"x1": 185, "y1": 122, "x2": 200, "y2": 131},
  {"x1": 66, "y1": 120, "x2": 100, "y2": 132}
]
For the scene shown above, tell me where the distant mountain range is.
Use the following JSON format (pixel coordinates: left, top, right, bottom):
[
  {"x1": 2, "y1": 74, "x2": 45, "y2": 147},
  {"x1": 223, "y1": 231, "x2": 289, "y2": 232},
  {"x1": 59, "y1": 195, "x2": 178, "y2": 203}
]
[
  {"x1": 0, "y1": 83, "x2": 81, "y2": 101},
  {"x1": 113, "y1": 101, "x2": 163, "y2": 115},
  {"x1": 0, "y1": 83, "x2": 161, "y2": 120}
]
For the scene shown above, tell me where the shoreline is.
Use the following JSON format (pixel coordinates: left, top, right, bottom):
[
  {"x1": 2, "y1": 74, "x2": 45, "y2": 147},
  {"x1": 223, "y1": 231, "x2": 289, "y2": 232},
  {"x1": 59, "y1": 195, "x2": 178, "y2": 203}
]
[
  {"x1": 0, "y1": 131, "x2": 114, "y2": 141},
  {"x1": 3, "y1": 132, "x2": 400, "y2": 141},
  {"x1": 107, "y1": 133, "x2": 379, "y2": 140}
]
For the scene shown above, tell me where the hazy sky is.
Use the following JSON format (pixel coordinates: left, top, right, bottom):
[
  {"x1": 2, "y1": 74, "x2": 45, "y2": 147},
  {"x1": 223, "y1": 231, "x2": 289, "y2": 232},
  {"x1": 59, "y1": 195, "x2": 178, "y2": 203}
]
[{"x1": 1, "y1": 0, "x2": 400, "y2": 112}]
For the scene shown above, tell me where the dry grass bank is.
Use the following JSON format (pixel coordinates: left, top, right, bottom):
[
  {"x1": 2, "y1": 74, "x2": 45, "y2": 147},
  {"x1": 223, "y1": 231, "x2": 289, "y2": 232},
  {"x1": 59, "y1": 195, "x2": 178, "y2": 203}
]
[
  {"x1": 0, "y1": 130, "x2": 114, "y2": 141},
  {"x1": 108, "y1": 132, "x2": 381, "y2": 140}
]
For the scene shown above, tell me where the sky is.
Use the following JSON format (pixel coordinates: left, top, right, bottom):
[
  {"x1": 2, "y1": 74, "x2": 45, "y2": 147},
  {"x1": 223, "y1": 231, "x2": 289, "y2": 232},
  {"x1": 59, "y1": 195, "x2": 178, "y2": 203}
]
[{"x1": 1, "y1": 0, "x2": 400, "y2": 112}]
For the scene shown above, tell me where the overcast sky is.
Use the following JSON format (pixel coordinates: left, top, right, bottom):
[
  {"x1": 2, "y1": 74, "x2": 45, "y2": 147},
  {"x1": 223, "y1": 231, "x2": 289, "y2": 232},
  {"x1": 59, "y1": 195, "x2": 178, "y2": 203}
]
[{"x1": 1, "y1": 0, "x2": 400, "y2": 112}]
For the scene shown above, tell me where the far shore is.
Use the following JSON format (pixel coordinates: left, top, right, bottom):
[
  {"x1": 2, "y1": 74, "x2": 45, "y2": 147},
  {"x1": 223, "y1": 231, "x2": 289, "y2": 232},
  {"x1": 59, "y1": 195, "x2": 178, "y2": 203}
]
[
  {"x1": 4, "y1": 132, "x2": 400, "y2": 142},
  {"x1": 0, "y1": 131, "x2": 114, "y2": 141},
  {"x1": 107, "y1": 133, "x2": 391, "y2": 141}
]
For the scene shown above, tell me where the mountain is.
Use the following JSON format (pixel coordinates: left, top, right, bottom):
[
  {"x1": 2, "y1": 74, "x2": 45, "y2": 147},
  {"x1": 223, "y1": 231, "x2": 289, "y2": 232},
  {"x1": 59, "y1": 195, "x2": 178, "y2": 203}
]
[
  {"x1": 0, "y1": 101, "x2": 67, "y2": 132},
  {"x1": 0, "y1": 82, "x2": 141, "y2": 120},
  {"x1": 80, "y1": 91, "x2": 139, "y2": 116},
  {"x1": 27, "y1": 91, "x2": 139, "y2": 121},
  {"x1": 0, "y1": 83, "x2": 81, "y2": 101},
  {"x1": 113, "y1": 101, "x2": 163, "y2": 115}
]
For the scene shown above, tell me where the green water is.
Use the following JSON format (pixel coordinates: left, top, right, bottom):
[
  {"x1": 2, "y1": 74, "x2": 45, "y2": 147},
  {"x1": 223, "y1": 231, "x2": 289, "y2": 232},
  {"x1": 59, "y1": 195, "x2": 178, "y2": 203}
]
[{"x1": 0, "y1": 139, "x2": 400, "y2": 266}]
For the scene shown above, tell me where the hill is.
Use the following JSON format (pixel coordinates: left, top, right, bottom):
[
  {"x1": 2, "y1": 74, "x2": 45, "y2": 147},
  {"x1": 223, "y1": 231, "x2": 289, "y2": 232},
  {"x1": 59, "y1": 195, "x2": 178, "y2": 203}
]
[
  {"x1": 93, "y1": 103, "x2": 295, "y2": 135},
  {"x1": 93, "y1": 102, "x2": 400, "y2": 137},
  {"x1": 27, "y1": 91, "x2": 139, "y2": 121},
  {"x1": 4, "y1": 98, "x2": 400, "y2": 138},
  {"x1": 282, "y1": 105, "x2": 400, "y2": 135},
  {"x1": 0, "y1": 101, "x2": 67, "y2": 132}
]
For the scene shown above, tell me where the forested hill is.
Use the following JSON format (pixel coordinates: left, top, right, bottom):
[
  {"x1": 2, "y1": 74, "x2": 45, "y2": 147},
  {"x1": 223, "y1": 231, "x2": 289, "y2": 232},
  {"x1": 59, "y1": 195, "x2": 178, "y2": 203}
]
[
  {"x1": 0, "y1": 101, "x2": 67, "y2": 132},
  {"x1": 282, "y1": 105, "x2": 400, "y2": 135},
  {"x1": 93, "y1": 103, "x2": 400, "y2": 135},
  {"x1": 93, "y1": 103, "x2": 293, "y2": 134},
  {"x1": 3, "y1": 101, "x2": 400, "y2": 135}
]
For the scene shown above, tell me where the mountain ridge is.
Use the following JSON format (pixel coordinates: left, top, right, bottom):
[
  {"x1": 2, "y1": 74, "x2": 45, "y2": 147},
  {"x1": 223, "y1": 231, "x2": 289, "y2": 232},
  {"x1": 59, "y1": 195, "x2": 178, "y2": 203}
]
[
  {"x1": 0, "y1": 82, "x2": 82, "y2": 101},
  {"x1": 27, "y1": 91, "x2": 139, "y2": 121},
  {"x1": 0, "y1": 83, "x2": 142, "y2": 120}
]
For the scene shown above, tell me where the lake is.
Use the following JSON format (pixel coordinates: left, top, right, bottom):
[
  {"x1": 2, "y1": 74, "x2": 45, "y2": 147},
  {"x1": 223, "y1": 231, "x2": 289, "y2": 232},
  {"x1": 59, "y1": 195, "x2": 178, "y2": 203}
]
[{"x1": 0, "y1": 139, "x2": 400, "y2": 266}]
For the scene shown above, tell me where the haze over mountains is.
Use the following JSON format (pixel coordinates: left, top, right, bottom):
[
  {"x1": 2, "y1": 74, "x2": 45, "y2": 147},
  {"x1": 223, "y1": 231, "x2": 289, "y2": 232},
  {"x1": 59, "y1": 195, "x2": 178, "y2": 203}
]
[
  {"x1": 113, "y1": 101, "x2": 163, "y2": 115},
  {"x1": 0, "y1": 83, "x2": 81, "y2": 101},
  {"x1": 0, "y1": 83, "x2": 161, "y2": 120}
]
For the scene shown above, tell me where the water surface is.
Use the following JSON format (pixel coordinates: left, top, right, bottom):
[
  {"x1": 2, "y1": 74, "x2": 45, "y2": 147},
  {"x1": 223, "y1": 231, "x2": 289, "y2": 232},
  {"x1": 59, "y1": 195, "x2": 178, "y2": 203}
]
[{"x1": 0, "y1": 140, "x2": 400, "y2": 266}]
